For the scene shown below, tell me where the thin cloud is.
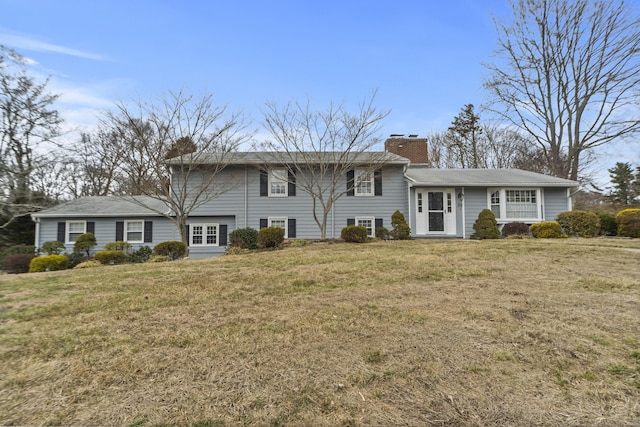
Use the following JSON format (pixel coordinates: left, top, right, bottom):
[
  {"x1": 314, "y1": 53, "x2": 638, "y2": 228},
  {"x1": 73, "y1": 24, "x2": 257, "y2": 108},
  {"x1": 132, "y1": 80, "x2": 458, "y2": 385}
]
[{"x1": 0, "y1": 32, "x2": 108, "y2": 61}]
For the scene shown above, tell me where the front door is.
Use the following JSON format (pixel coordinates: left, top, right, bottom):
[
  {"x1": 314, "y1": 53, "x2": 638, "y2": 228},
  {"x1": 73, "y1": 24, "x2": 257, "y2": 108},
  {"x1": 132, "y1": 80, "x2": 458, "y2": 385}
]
[{"x1": 415, "y1": 189, "x2": 456, "y2": 235}]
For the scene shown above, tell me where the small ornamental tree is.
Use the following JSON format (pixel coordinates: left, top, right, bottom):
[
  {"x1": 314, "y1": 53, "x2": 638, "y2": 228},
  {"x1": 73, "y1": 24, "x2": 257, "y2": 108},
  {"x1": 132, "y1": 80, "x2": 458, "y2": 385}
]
[
  {"x1": 41, "y1": 241, "x2": 65, "y2": 255},
  {"x1": 471, "y1": 209, "x2": 500, "y2": 239},
  {"x1": 74, "y1": 233, "x2": 97, "y2": 258},
  {"x1": 390, "y1": 210, "x2": 411, "y2": 240}
]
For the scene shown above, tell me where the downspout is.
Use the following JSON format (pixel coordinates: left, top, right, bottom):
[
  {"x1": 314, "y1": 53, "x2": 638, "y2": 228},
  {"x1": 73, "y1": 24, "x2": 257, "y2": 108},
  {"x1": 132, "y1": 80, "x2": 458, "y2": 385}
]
[
  {"x1": 461, "y1": 186, "x2": 466, "y2": 239},
  {"x1": 244, "y1": 166, "x2": 248, "y2": 228},
  {"x1": 33, "y1": 216, "x2": 40, "y2": 251}
]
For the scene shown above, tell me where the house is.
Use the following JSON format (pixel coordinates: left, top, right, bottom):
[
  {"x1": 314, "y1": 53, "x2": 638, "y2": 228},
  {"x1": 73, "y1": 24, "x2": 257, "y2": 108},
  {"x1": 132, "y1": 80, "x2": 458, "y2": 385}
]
[{"x1": 32, "y1": 137, "x2": 578, "y2": 258}]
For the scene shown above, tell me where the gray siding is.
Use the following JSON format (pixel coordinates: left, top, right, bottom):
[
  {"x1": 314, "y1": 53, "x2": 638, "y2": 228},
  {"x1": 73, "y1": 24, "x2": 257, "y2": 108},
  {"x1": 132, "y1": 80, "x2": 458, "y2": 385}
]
[
  {"x1": 186, "y1": 216, "x2": 235, "y2": 258},
  {"x1": 462, "y1": 187, "x2": 488, "y2": 238},
  {"x1": 543, "y1": 187, "x2": 571, "y2": 221}
]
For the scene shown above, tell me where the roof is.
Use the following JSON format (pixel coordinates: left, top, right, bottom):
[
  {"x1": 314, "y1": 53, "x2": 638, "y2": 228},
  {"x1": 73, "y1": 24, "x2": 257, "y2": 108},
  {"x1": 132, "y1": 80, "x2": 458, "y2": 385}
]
[
  {"x1": 405, "y1": 166, "x2": 579, "y2": 187},
  {"x1": 32, "y1": 196, "x2": 171, "y2": 219},
  {"x1": 166, "y1": 151, "x2": 411, "y2": 165}
]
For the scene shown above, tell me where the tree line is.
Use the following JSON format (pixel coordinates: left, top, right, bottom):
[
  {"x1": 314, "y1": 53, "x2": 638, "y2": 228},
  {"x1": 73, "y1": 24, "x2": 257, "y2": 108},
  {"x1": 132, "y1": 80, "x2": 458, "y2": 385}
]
[{"x1": 1, "y1": 0, "x2": 639, "y2": 249}]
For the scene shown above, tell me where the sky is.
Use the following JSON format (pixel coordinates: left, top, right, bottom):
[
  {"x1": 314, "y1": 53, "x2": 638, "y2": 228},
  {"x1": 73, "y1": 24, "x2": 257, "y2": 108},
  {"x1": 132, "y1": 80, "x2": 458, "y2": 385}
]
[{"x1": 0, "y1": 0, "x2": 638, "y2": 187}]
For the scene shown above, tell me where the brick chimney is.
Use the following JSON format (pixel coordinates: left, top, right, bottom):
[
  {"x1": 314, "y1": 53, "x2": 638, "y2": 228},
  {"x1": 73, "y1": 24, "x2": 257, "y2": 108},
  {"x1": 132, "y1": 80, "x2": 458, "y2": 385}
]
[{"x1": 384, "y1": 134, "x2": 428, "y2": 163}]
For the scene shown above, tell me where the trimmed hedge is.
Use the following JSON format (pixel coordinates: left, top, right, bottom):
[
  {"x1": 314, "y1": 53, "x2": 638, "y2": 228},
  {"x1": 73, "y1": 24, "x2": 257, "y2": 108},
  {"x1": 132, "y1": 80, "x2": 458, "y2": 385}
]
[
  {"x1": 152, "y1": 241, "x2": 187, "y2": 260},
  {"x1": 258, "y1": 226, "x2": 285, "y2": 249},
  {"x1": 616, "y1": 208, "x2": 640, "y2": 238},
  {"x1": 472, "y1": 209, "x2": 500, "y2": 239},
  {"x1": 556, "y1": 210, "x2": 600, "y2": 237},
  {"x1": 229, "y1": 227, "x2": 259, "y2": 249},
  {"x1": 29, "y1": 255, "x2": 69, "y2": 272},
  {"x1": 2, "y1": 253, "x2": 36, "y2": 274},
  {"x1": 530, "y1": 221, "x2": 564, "y2": 238},
  {"x1": 341, "y1": 225, "x2": 369, "y2": 243},
  {"x1": 94, "y1": 250, "x2": 127, "y2": 265}
]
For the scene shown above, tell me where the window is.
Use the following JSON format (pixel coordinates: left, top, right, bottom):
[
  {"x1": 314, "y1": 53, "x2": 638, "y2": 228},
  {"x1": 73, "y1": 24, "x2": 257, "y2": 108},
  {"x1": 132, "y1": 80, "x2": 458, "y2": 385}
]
[
  {"x1": 66, "y1": 221, "x2": 86, "y2": 243},
  {"x1": 269, "y1": 169, "x2": 288, "y2": 197},
  {"x1": 190, "y1": 223, "x2": 218, "y2": 246},
  {"x1": 125, "y1": 220, "x2": 143, "y2": 242},
  {"x1": 268, "y1": 217, "x2": 288, "y2": 238},
  {"x1": 488, "y1": 189, "x2": 540, "y2": 220},
  {"x1": 356, "y1": 217, "x2": 374, "y2": 237},
  {"x1": 355, "y1": 169, "x2": 373, "y2": 196}
]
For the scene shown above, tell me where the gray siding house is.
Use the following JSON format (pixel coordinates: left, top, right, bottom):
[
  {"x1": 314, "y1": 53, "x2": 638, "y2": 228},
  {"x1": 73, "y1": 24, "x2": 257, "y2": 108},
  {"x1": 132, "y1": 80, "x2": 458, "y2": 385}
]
[{"x1": 32, "y1": 139, "x2": 578, "y2": 258}]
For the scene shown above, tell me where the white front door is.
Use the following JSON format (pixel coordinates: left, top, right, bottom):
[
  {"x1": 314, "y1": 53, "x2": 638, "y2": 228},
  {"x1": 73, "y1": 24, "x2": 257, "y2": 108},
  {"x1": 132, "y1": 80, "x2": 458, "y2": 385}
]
[{"x1": 415, "y1": 189, "x2": 456, "y2": 235}]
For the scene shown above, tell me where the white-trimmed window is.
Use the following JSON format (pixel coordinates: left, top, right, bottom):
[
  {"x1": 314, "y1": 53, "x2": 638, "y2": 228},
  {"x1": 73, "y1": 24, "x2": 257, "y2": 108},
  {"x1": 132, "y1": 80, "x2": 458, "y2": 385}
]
[
  {"x1": 269, "y1": 169, "x2": 288, "y2": 197},
  {"x1": 488, "y1": 188, "x2": 541, "y2": 221},
  {"x1": 356, "y1": 216, "x2": 375, "y2": 237},
  {"x1": 268, "y1": 217, "x2": 288, "y2": 238},
  {"x1": 190, "y1": 223, "x2": 219, "y2": 246},
  {"x1": 125, "y1": 220, "x2": 143, "y2": 243},
  {"x1": 355, "y1": 169, "x2": 373, "y2": 196},
  {"x1": 66, "y1": 221, "x2": 86, "y2": 243}
]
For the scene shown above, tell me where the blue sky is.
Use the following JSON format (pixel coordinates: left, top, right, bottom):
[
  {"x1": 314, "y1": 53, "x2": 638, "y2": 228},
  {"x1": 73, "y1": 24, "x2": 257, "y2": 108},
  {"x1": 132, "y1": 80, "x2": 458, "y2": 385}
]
[{"x1": 0, "y1": 0, "x2": 637, "y2": 186}]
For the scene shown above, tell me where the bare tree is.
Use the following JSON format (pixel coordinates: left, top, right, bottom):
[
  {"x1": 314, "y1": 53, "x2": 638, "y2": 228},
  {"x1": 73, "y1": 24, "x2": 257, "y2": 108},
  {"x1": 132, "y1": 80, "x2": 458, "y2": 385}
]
[
  {"x1": 259, "y1": 94, "x2": 390, "y2": 239},
  {"x1": 484, "y1": 0, "x2": 640, "y2": 181},
  {"x1": 0, "y1": 45, "x2": 62, "y2": 241},
  {"x1": 101, "y1": 90, "x2": 250, "y2": 244}
]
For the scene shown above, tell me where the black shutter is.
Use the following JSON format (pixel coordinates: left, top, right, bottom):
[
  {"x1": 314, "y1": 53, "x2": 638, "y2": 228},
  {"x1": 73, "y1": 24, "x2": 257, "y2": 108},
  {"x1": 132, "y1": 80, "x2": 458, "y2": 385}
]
[
  {"x1": 374, "y1": 169, "x2": 382, "y2": 196},
  {"x1": 57, "y1": 222, "x2": 65, "y2": 242},
  {"x1": 288, "y1": 170, "x2": 296, "y2": 196},
  {"x1": 288, "y1": 218, "x2": 296, "y2": 238},
  {"x1": 346, "y1": 170, "x2": 354, "y2": 196},
  {"x1": 260, "y1": 218, "x2": 268, "y2": 229},
  {"x1": 375, "y1": 218, "x2": 383, "y2": 229},
  {"x1": 87, "y1": 222, "x2": 95, "y2": 235},
  {"x1": 347, "y1": 218, "x2": 355, "y2": 226},
  {"x1": 219, "y1": 225, "x2": 228, "y2": 246},
  {"x1": 115, "y1": 221, "x2": 124, "y2": 241},
  {"x1": 185, "y1": 225, "x2": 190, "y2": 246},
  {"x1": 144, "y1": 221, "x2": 153, "y2": 243},
  {"x1": 260, "y1": 170, "x2": 268, "y2": 196}
]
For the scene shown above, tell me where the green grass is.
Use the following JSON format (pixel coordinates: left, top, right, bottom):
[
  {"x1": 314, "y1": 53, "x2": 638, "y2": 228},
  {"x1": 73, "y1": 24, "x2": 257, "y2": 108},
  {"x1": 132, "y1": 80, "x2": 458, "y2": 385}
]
[{"x1": 1, "y1": 239, "x2": 639, "y2": 426}]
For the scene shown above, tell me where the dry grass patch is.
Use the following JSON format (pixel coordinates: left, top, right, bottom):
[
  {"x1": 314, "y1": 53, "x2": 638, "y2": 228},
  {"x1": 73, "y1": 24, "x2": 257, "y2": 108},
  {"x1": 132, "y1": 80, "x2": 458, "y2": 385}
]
[{"x1": 1, "y1": 239, "x2": 639, "y2": 426}]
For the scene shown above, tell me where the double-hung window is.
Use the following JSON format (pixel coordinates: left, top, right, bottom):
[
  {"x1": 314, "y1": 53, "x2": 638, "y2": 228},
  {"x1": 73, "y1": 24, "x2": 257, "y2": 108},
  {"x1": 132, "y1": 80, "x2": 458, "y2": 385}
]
[
  {"x1": 488, "y1": 189, "x2": 540, "y2": 221},
  {"x1": 66, "y1": 221, "x2": 86, "y2": 243},
  {"x1": 355, "y1": 169, "x2": 373, "y2": 196},
  {"x1": 269, "y1": 169, "x2": 288, "y2": 197},
  {"x1": 356, "y1": 217, "x2": 374, "y2": 237},
  {"x1": 190, "y1": 223, "x2": 218, "y2": 246},
  {"x1": 125, "y1": 220, "x2": 144, "y2": 243}
]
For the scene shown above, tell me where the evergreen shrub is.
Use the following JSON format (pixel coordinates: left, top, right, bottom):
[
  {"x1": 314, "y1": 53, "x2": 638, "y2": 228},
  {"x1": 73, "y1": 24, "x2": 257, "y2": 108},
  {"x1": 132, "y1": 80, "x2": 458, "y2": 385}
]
[
  {"x1": 556, "y1": 210, "x2": 600, "y2": 237},
  {"x1": 501, "y1": 222, "x2": 530, "y2": 237},
  {"x1": 593, "y1": 209, "x2": 617, "y2": 236},
  {"x1": 341, "y1": 225, "x2": 368, "y2": 243},
  {"x1": 229, "y1": 227, "x2": 259, "y2": 249},
  {"x1": 152, "y1": 241, "x2": 187, "y2": 260},
  {"x1": 616, "y1": 208, "x2": 640, "y2": 238},
  {"x1": 530, "y1": 221, "x2": 564, "y2": 238},
  {"x1": 375, "y1": 226, "x2": 390, "y2": 240},
  {"x1": 390, "y1": 210, "x2": 411, "y2": 240},
  {"x1": 471, "y1": 209, "x2": 500, "y2": 239},
  {"x1": 94, "y1": 250, "x2": 127, "y2": 265},
  {"x1": 74, "y1": 233, "x2": 97, "y2": 257},
  {"x1": 74, "y1": 260, "x2": 102, "y2": 269},
  {"x1": 41, "y1": 241, "x2": 65, "y2": 255},
  {"x1": 257, "y1": 226, "x2": 285, "y2": 249},
  {"x1": 2, "y1": 253, "x2": 36, "y2": 274},
  {"x1": 104, "y1": 241, "x2": 132, "y2": 252},
  {"x1": 128, "y1": 246, "x2": 152, "y2": 263},
  {"x1": 29, "y1": 255, "x2": 69, "y2": 272}
]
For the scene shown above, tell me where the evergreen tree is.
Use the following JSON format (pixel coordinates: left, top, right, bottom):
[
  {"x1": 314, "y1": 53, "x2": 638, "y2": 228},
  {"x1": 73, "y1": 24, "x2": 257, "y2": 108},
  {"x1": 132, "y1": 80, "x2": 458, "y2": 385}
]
[{"x1": 608, "y1": 162, "x2": 635, "y2": 205}]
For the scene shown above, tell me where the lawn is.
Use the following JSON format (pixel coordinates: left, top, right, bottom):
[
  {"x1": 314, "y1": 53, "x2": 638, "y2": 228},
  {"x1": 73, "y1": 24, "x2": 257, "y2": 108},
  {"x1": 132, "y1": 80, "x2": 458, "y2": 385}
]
[{"x1": 1, "y1": 239, "x2": 639, "y2": 426}]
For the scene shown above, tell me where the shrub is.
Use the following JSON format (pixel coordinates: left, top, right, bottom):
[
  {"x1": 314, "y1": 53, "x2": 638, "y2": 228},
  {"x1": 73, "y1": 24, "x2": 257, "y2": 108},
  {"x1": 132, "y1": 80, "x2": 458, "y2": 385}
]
[
  {"x1": 66, "y1": 252, "x2": 86, "y2": 269},
  {"x1": 616, "y1": 208, "x2": 640, "y2": 238},
  {"x1": 289, "y1": 239, "x2": 308, "y2": 248},
  {"x1": 94, "y1": 250, "x2": 127, "y2": 265},
  {"x1": 1, "y1": 244, "x2": 36, "y2": 261},
  {"x1": 229, "y1": 227, "x2": 259, "y2": 249},
  {"x1": 2, "y1": 253, "x2": 36, "y2": 274},
  {"x1": 341, "y1": 225, "x2": 369, "y2": 243},
  {"x1": 258, "y1": 226, "x2": 285, "y2": 249},
  {"x1": 471, "y1": 209, "x2": 500, "y2": 239},
  {"x1": 74, "y1": 233, "x2": 97, "y2": 258},
  {"x1": 29, "y1": 255, "x2": 69, "y2": 272},
  {"x1": 41, "y1": 241, "x2": 65, "y2": 255},
  {"x1": 556, "y1": 210, "x2": 600, "y2": 237},
  {"x1": 390, "y1": 210, "x2": 411, "y2": 240},
  {"x1": 593, "y1": 209, "x2": 617, "y2": 236},
  {"x1": 152, "y1": 241, "x2": 187, "y2": 260},
  {"x1": 375, "y1": 226, "x2": 390, "y2": 240},
  {"x1": 147, "y1": 255, "x2": 169, "y2": 263},
  {"x1": 74, "y1": 260, "x2": 102, "y2": 269},
  {"x1": 530, "y1": 221, "x2": 564, "y2": 238},
  {"x1": 128, "y1": 246, "x2": 152, "y2": 263},
  {"x1": 104, "y1": 241, "x2": 132, "y2": 252},
  {"x1": 501, "y1": 221, "x2": 530, "y2": 237}
]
